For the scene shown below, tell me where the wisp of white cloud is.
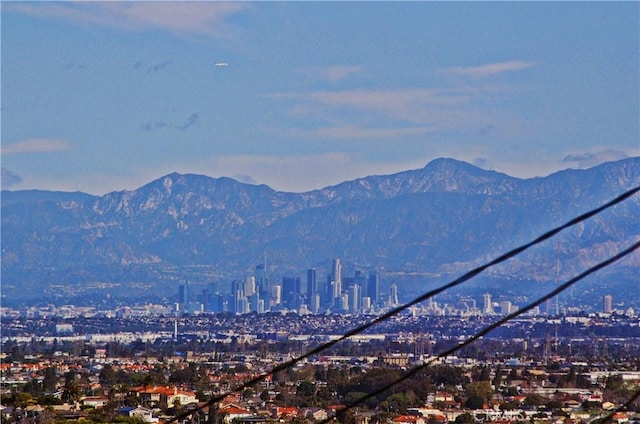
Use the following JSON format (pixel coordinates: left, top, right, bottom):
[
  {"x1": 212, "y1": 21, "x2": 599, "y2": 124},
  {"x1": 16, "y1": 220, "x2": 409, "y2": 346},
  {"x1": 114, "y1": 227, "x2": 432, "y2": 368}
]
[
  {"x1": 311, "y1": 125, "x2": 434, "y2": 139},
  {"x1": 1, "y1": 138, "x2": 70, "y2": 155},
  {"x1": 296, "y1": 65, "x2": 362, "y2": 83},
  {"x1": 1, "y1": 167, "x2": 23, "y2": 189},
  {"x1": 562, "y1": 149, "x2": 630, "y2": 169},
  {"x1": 471, "y1": 157, "x2": 493, "y2": 170},
  {"x1": 446, "y1": 60, "x2": 534, "y2": 77},
  {"x1": 275, "y1": 88, "x2": 467, "y2": 119},
  {"x1": 232, "y1": 174, "x2": 258, "y2": 185},
  {"x1": 7, "y1": 2, "x2": 247, "y2": 38},
  {"x1": 271, "y1": 84, "x2": 515, "y2": 134},
  {"x1": 325, "y1": 65, "x2": 362, "y2": 82}
]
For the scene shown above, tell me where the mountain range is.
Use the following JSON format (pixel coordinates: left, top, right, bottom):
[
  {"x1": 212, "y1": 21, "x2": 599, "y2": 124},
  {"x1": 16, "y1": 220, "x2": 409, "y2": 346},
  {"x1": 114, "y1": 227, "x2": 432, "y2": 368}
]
[{"x1": 2, "y1": 157, "x2": 639, "y2": 307}]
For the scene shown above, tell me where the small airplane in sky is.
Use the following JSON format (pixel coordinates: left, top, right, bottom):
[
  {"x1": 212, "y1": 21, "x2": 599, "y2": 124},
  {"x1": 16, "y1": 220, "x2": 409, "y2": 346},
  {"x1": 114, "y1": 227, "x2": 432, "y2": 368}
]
[{"x1": 214, "y1": 62, "x2": 228, "y2": 67}]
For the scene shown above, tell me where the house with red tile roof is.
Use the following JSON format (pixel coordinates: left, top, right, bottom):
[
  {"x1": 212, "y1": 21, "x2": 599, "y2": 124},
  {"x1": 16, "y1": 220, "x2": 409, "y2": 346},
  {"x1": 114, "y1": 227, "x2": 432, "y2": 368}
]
[
  {"x1": 612, "y1": 412, "x2": 629, "y2": 423},
  {"x1": 273, "y1": 406, "x2": 299, "y2": 419},
  {"x1": 130, "y1": 386, "x2": 197, "y2": 409},
  {"x1": 218, "y1": 404, "x2": 253, "y2": 424},
  {"x1": 393, "y1": 415, "x2": 425, "y2": 424}
]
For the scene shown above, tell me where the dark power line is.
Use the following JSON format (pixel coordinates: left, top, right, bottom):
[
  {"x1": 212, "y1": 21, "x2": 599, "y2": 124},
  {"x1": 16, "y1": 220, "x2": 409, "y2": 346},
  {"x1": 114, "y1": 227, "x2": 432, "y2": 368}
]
[
  {"x1": 324, "y1": 240, "x2": 640, "y2": 423},
  {"x1": 598, "y1": 386, "x2": 640, "y2": 424},
  {"x1": 169, "y1": 186, "x2": 640, "y2": 423}
]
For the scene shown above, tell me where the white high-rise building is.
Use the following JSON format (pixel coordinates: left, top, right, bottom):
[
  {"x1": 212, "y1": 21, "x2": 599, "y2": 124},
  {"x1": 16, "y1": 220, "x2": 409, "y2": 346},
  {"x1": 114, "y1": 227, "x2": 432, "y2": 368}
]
[
  {"x1": 340, "y1": 293, "x2": 349, "y2": 312},
  {"x1": 332, "y1": 258, "x2": 342, "y2": 302},
  {"x1": 361, "y1": 296, "x2": 372, "y2": 312},
  {"x1": 272, "y1": 285, "x2": 281, "y2": 307},
  {"x1": 332, "y1": 258, "x2": 342, "y2": 286},
  {"x1": 349, "y1": 284, "x2": 360, "y2": 313},
  {"x1": 499, "y1": 301, "x2": 512, "y2": 314},
  {"x1": 238, "y1": 297, "x2": 249, "y2": 314},
  {"x1": 483, "y1": 293, "x2": 493, "y2": 314},
  {"x1": 427, "y1": 297, "x2": 435, "y2": 310},
  {"x1": 389, "y1": 284, "x2": 399, "y2": 306},
  {"x1": 244, "y1": 276, "x2": 256, "y2": 297},
  {"x1": 604, "y1": 295, "x2": 613, "y2": 314},
  {"x1": 332, "y1": 280, "x2": 342, "y2": 301},
  {"x1": 310, "y1": 293, "x2": 321, "y2": 314}
]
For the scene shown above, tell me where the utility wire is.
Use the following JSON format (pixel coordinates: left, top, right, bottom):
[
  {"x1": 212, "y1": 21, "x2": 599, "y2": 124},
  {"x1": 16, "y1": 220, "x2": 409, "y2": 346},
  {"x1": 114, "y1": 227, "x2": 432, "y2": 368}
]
[
  {"x1": 168, "y1": 186, "x2": 640, "y2": 423},
  {"x1": 596, "y1": 386, "x2": 640, "y2": 424},
  {"x1": 323, "y1": 241, "x2": 640, "y2": 423}
]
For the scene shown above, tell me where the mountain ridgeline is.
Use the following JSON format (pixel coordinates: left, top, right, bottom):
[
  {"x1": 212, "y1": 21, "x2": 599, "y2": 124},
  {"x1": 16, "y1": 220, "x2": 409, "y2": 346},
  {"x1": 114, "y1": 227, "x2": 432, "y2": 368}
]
[{"x1": 2, "y1": 157, "x2": 639, "y2": 305}]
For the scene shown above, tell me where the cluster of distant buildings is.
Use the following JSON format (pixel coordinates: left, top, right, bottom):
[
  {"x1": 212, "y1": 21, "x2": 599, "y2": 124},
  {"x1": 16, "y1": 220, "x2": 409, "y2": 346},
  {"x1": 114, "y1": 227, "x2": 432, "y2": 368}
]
[
  {"x1": 175, "y1": 256, "x2": 621, "y2": 319},
  {"x1": 0, "y1": 252, "x2": 622, "y2": 321},
  {"x1": 179, "y1": 258, "x2": 391, "y2": 315}
]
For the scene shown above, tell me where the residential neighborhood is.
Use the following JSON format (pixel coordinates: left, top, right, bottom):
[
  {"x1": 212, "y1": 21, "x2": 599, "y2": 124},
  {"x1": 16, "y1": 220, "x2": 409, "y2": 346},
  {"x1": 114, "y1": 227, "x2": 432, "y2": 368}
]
[{"x1": 2, "y1": 311, "x2": 639, "y2": 423}]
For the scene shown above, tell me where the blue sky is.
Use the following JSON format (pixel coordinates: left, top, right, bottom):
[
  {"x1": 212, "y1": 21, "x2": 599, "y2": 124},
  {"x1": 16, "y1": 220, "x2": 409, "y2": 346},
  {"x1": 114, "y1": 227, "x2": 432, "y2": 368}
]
[{"x1": 1, "y1": 2, "x2": 638, "y2": 194}]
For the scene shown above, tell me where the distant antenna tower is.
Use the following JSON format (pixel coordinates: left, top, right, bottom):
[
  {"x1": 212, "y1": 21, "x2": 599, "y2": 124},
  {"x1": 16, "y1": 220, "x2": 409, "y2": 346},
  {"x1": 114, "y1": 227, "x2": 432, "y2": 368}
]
[
  {"x1": 262, "y1": 253, "x2": 269, "y2": 307},
  {"x1": 544, "y1": 332, "x2": 551, "y2": 365},
  {"x1": 554, "y1": 242, "x2": 560, "y2": 355},
  {"x1": 264, "y1": 252, "x2": 268, "y2": 288},
  {"x1": 174, "y1": 318, "x2": 178, "y2": 341},
  {"x1": 555, "y1": 242, "x2": 561, "y2": 316},
  {"x1": 174, "y1": 303, "x2": 179, "y2": 341}
]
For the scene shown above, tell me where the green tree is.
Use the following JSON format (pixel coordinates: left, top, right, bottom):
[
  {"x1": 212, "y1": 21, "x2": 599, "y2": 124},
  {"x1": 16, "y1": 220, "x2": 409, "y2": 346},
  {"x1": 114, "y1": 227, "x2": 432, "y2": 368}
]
[
  {"x1": 43, "y1": 367, "x2": 59, "y2": 393},
  {"x1": 13, "y1": 392, "x2": 34, "y2": 408},
  {"x1": 8, "y1": 345, "x2": 25, "y2": 363},
  {"x1": 545, "y1": 400, "x2": 563, "y2": 411},
  {"x1": 37, "y1": 395, "x2": 63, "y2": 406},
  {"x1": 99, "y1": 364, "x2": 117, "y2": 387},
  {"x1": 465, "y1": 395, "x2": 485, "y2": 409},
  {"x1": 170, "y1": 367, "x2": 194, "y2": 384},
  {"x1": 386, "y1": 392, "x2": 411, "y2": 414},
  {"x1": 343, "y1": 368, "x2": 401, "y2": 402},
  {"x1": 22, "y1": 378, "x2": 43, "y2": 396},
  {"x1": 316, "y1": 385, "x2": 334, "y2": 405},
  {"x1": 326, "y1": 366, "x2": 349, "y2": 393},
  {"x1": 371, "y1": 411, "x2": 393, "y2": 424},
  {"x1": 499, "y1": 401, "x2": 518, "y2": 411},
  {"x1": 336, "y1": 408, "x2": 357, "y2": 424},
  {"x1": 566, "y1": 367, "x2": 577, "y2": 386},
  {"x1": 523, "y1": 394, "x2": 544, "y2": 407},
  {"x1": 241, "y1": 388, "x2": 254, "y2": 400},
  {"x1": 62, "y1": 370, "x2": 81, "y2": 404},
  {"x1": 492, "y1": 366, "x2": 502, "y2": 389},
  {"x1": 296, "y1": 381, "x2": 317, "y2": 406},
  {"x1": 455, "y1": 413, "x2": 474, "y2": 423},
  {"x1": 295, "y1": 365, "x2": 315, "y2": 382},
  {"x1": 465, "y1": 381, "x2": 493, "y2": 403},
  {"x1": 115, "y1": 369, "x2": 132, "y2": 385},
  {"x1": 478, "y1": 366, "x2": 490, "y2": 381},
  {"x1": 428, "y1": 365, "x2": 468, "y2": 387}
]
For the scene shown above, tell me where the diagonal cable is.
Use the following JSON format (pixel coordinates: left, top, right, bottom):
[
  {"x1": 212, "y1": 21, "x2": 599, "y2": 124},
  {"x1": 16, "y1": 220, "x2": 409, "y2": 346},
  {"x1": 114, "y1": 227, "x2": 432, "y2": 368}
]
[
  {"x1": 169, "y1": 186, "x2": 640, "y2": 423},
  {"x1": 323, "y1": 240, "x2": 640, "y2": 423},
  {"x1": 596, "y1": 386, "x2": 640, "y2": 424}
]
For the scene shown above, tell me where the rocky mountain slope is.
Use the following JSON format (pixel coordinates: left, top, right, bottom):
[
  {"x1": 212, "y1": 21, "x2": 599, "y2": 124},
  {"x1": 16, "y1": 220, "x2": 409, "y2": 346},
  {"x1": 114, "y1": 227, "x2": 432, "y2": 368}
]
[{"x1": 2, "y1": 157, "x2": 639, "y2": 304}]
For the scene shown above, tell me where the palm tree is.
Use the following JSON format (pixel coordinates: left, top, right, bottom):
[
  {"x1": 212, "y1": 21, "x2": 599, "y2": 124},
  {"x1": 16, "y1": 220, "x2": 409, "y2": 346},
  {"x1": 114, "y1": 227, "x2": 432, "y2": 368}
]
[{"x1": 62, "y1": 370, "x2": 81, "y2": 404}]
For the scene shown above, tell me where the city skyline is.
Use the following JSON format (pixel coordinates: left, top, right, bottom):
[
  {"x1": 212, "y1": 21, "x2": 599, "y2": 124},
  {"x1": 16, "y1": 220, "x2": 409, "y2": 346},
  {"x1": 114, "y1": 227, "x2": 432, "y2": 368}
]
[
  {"x1": 168, "y1": 256, "x2": 621, "y2": 318},
  {"x1": 178, "y1": 257, "x2": 386, "y2": 316}
]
